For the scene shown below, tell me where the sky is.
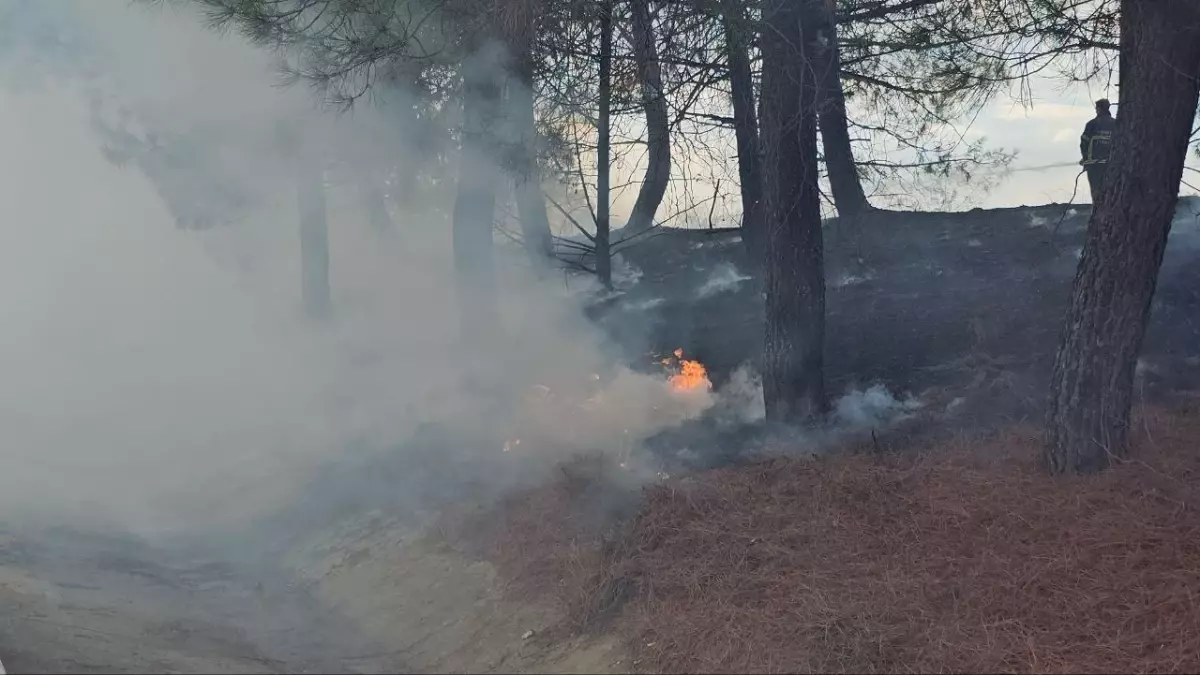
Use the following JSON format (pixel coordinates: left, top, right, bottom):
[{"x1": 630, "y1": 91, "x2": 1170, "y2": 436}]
[
  {"x1": 963, "y1": 77, "x2": 1199, "y2": 210},
  {"x1": 597, "y1": 65, "x2": 1200, "y2": 228}
]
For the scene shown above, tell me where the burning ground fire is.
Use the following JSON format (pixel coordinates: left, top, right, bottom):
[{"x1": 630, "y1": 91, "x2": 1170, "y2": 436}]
[
  {"x1": 501, "y1": 349, "x2": 713, "y2": 462},
  {"x1": 662, "y1": 348, "x2": 712, "y2": 393}
]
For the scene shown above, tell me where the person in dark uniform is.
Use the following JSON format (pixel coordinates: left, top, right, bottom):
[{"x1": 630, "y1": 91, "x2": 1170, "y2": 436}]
[{"x1": 1080, "y1": 98, "x2": 1117, "y2": 203}]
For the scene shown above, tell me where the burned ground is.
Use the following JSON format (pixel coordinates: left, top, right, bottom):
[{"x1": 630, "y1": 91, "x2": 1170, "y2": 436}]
[{"x1": 596, "y1": 196, "x2": 1200, "y2": 427}]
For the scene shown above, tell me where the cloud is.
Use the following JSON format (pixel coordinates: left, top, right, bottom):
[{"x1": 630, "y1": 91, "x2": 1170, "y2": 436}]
[{"x1": 993, "y1": 101, "x2": 1091, "y2": 122}]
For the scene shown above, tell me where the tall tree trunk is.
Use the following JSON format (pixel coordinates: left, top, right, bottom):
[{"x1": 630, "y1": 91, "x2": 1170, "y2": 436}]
[
  {"x1": 509, "y1": 52, "x2": 556, "y2": 271},
  {"x1": 596, "y1": 0, "x2": 614, "y2": 288},
  {"x1": 452, "y1": 46, "x2": 502, "y2": 340},
  {"x1": 720, "y1": 0, "x2": 764, "y2": 262},
  {"x1": 297, "y1": 162, "x2": 331, "y2": 320},
  {"x1": 624, "y1": 0, "x2": 670, "y2": 234},
  {"x1": 815, "y1": 0, "x2": 871, "y2": 218},
  {"x1": 1045, "y1": 0, "x2": 1200, "y2": 475},
  {"x1": 759, "y1": 0, "x2": 828, "y2": 424},
  {"x1": 510, "y1": 82, "x2": 555, "y2": 269},
  {"x1": 360, "y1": 172, "x2": 393, "y2": 234},
  {"x1": 494, "y1": 0, "x2": 554, "y2": 271}
]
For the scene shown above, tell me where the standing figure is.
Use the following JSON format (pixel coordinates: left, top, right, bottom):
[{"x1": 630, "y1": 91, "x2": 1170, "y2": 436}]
[{"x1": 1080, "y1": 98, "x2": 1117, "y2": 203}]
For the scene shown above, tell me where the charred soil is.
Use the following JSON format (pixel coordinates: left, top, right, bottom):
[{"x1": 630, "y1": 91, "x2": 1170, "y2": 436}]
[{"x1": 596, "y1": 199, "x2": 1200, "y2": 429}]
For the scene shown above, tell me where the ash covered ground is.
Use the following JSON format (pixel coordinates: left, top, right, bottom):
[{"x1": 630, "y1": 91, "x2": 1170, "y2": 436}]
[{"x1": 595, "y1": 196, "x2": 1200, "y2": 426}]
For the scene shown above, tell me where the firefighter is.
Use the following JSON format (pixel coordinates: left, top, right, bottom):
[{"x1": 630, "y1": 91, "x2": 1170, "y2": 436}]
[{"x1": 1080, "y1": 98, "x2": 1117, "y2": 203}]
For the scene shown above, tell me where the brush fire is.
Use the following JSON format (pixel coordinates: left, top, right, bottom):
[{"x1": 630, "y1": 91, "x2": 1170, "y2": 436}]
[
  {"x1": 502, "y1": 349, "x2": 714, "y2": 459},
  {"x1": 663, "y1": 348, "x2": 712, "y2": 393}
]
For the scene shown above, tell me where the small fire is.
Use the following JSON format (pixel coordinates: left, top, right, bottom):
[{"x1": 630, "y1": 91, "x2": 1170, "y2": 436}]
[{"x1": 666, "y1": 348, "x2": 712, "y2": 392}]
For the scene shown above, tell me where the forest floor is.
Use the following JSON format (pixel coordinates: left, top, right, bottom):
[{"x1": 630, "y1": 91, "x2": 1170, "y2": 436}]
[
  {"x1": 433, "y1": 197, "x2": 1200, "y2": 673},
  {"x1": 446, "y1": 401, "x2": 1200, "y2": 673},
  {"x1": 4, "y1": 199, "x2": 1200, "y2": 673},
  {"x1": 0, "y1": 517, "x2": 630, "y2": 674}
]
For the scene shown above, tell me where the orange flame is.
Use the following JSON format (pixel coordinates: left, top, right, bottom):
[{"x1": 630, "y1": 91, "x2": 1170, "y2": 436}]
[{"x1": 667, "y1": 348, "x2": 712, "y2": 392}]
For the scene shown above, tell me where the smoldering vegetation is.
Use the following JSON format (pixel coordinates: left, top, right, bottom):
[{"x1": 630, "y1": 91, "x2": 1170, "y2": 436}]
[
  {"x1": 0, "y1": 2, "x2": 682, "y2": 540},
  {"x1": 0, "y1": 1, "x2": 928, "y2": 552},
  {"x1": 0, "y1": 13, "x2": 923, "y2": 670},
  {"x1": 4, "y1": 1, "x2": 1199, "y2": 673},
  {"x1": 0, "y1": 2, "x2": 791, "y2": 669}
]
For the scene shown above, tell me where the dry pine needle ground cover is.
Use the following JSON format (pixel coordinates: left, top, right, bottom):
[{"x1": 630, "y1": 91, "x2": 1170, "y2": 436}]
[{"x1": 445, "y1": 404, "x2": 1200, "y2": 674}]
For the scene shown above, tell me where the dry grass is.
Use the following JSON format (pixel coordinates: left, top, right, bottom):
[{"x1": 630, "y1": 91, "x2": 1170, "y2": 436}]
[
  {"x1": 451, "y1": 403, "x2": 1200, "y2": 673},
  {"x1": 621, "y1": 405, "x2": 1200, "y2": 673},
  {"x1": 438, "y1": 453, "x2": 636, "y2": 630}
]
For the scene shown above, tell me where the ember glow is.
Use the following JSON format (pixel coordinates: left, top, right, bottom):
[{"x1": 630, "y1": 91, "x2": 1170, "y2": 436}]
[{"x1": 666, "y1": 348, "x2": 712, "y2": 392}]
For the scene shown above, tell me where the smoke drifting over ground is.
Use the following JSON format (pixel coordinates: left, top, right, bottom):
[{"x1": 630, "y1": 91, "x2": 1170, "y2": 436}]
[
  {"x1": 0, "y1": 2, "x2": 940, "y2": 550},
  {"x1": 0, "y1": 1, "x2": 714, "y2": 538}
]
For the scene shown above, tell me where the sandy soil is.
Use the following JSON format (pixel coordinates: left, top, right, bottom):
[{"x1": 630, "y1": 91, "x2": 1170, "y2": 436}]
[
  {"x1": 0, "y1": 524, "x2": 391, "y2": 674},
  {"x1": 281, "y1": 514, "x2": 628, "y2": 674},
  {"x1": 0, "y1": 519, "x2": 627, "y2": 674}
]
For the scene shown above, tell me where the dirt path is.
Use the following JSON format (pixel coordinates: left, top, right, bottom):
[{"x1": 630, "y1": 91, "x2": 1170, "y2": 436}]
[
  {"x1": 282, "y1": 514, "x2": 628, "y2": 674},
  {"x1": 0, "y1": 519, "x2": 626, "y2": 674},
  {"x1": 0, "y1": 524, "x2": 401, "y2": 673}
]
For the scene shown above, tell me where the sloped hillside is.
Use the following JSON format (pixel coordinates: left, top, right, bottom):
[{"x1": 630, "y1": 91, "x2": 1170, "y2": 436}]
[{"x1": 591, "y1": 197, "x2": 1200, "y2": 427}]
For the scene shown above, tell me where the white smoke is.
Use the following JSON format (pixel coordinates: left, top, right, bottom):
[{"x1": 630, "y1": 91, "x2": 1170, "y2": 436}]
[
  {"x1": 0, "y1": 1, "x2": 701, "y2": 537},
  {"x1": 696, "y1": 262, "x2": 752, "y2": 298},
  {"x1": 833, "y1": 384, "x2": 923, "y2": 428}
]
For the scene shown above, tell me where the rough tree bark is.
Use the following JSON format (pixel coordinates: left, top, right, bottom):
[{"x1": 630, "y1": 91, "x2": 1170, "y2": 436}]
[
  {"x1": 297, "y1": 161, "x2": 331, "y2": 320},
  {"x1": 720, "y1": 0, "x2": 764, "y2": 262},
  {"x1": 452, "y1": 45, "x2": 503, "y2": 339},
  {"x1": 596, "y1": 0, "x2": 614, "y2": 288},
  {"x1": 624, "y1": 0, "x2": 671, "y2": 234},
  {"x1": 509, "y1": 68, "x2": 556, "y2": 270},
  {"x1": 501, "y1": 0, "x2": 555, "y2": 271},
  {"x1": 1045, "y1": 0, "x2": 1200, "y2": 474},
  {"x1": 760, "y1": 0, "x2": 828, "y2": 423},
  {"x1": 815, "y1": 0, "x2": 871, "y2": 218}
]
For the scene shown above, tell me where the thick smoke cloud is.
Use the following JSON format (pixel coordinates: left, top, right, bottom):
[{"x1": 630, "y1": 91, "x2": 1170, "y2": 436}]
[
  {"x1": 0, "y1": 0, "x2": 716, "y2": 537},
  {"x1": 0, "y1": 1, "x2": 929, "y2": 542}
]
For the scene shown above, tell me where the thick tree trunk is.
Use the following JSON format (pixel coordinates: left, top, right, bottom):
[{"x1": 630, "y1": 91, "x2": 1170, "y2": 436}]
[
  {"x1": 815, "y1": 0, "x2": 871, "y2": 218},
  {"x1": 297, "y1": 162, "x2": 331, "y2": 320},
  {"x1": 596, "y1": 0, "x2": 614, "y2": 288},
  {"x1": 493, "y1": 0, "x2": 554, "y2": 271},
  {"x1": 759, "y1": 0, "x2": 828, "y2": 424},
  {"x1": 1045, "y1": 0, "x2": 1200, "y2": 475},
  {"x1": 452, "y1": 46, "x2": 502, "y2": 340},
  {"x1": 360, "y1": 172, "x2": 393, "y2": 234},
  {"x1": 624, "y1": 0, "x2": 670, "y2": 234},
  {"x1": 720, "y1": 0, "x2": 764, "y2": 262},
  {"x1": 509, "y1": 58, "x2": 555, "y2": 271}
]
